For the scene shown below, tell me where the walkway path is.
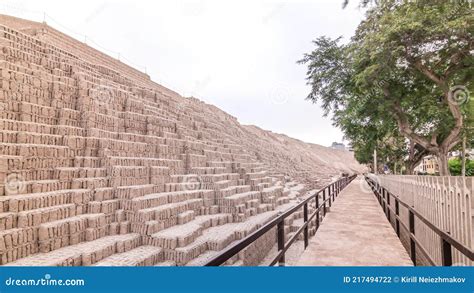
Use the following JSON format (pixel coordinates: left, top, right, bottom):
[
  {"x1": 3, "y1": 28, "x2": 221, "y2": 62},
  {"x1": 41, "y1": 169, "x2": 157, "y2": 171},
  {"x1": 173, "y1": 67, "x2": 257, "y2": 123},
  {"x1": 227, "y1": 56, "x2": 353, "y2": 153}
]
[{"x1": 296, "y1": 177, "x2": 413, "y2": 266}]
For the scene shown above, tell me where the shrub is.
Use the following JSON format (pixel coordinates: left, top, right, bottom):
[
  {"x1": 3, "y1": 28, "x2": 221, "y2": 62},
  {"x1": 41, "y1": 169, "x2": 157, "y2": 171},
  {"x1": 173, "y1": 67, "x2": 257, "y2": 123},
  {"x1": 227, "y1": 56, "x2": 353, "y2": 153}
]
[{"x1": 449, "y1": 158, "x2": 474, "y2": 176}]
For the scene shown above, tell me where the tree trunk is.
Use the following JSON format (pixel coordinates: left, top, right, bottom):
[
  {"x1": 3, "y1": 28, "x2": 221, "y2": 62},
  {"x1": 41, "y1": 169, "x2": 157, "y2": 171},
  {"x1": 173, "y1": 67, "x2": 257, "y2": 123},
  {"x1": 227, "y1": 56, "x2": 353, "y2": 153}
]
[
  {"x1": 404, "y1": 141, "x2": 428, "y2": 175},
  {"x1": 438, "y1": 150, "x2": 450, "y2": 176}
]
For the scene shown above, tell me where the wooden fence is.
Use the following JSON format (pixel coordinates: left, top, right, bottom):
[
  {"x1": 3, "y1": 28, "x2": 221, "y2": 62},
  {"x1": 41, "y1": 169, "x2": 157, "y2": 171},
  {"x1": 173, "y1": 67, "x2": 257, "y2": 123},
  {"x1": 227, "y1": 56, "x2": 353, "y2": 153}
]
[{"x1": 367, "y1": 175, "x2": 473, "y2": 266}]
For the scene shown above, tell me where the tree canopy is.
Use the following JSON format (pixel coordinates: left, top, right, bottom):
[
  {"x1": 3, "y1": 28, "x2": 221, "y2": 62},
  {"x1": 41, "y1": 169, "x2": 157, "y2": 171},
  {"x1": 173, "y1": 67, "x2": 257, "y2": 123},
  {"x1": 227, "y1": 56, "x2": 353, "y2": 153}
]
[{"x1": 299, "y1": 0, "x2": 473, "y2": 175}]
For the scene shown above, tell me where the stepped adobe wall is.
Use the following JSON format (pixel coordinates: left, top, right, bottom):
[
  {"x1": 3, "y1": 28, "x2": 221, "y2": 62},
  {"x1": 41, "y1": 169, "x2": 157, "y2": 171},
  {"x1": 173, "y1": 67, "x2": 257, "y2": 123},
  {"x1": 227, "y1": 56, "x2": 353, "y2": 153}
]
[{"x1": 0, "y1": 14, "x2": 364, "y2": 266}]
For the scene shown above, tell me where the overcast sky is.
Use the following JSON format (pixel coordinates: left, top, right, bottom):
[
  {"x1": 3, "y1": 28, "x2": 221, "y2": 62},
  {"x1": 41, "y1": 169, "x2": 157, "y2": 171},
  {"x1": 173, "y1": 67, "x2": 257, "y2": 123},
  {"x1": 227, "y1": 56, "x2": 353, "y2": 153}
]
[{"x1": 0, "y1": 0, "x2": 365, "y2": 147}]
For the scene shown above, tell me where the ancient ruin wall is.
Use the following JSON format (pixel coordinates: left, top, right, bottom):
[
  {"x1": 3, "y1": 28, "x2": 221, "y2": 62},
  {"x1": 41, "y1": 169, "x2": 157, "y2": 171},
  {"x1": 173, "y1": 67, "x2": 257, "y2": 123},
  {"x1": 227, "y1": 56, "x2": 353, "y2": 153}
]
[{"x1": 0, "y1": 15, "x2": 364, "y2": 266}]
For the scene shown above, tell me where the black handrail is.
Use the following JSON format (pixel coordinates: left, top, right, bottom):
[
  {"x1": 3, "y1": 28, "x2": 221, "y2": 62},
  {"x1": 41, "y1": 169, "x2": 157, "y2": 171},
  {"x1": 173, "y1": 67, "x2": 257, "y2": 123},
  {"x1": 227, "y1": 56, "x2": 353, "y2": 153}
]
[
  {"x1": 205, "y1": 174, "x2": 357, "y2": 266},
  {"x1": 364, "y1": 175, "x2": 474, "y2": 266}
]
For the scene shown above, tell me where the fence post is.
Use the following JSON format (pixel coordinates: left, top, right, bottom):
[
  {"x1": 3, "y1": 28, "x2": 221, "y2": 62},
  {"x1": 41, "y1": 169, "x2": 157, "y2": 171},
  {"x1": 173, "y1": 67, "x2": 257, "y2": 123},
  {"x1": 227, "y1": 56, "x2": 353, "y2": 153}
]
[
  {"x1": 277, "y1": 221, "x2": 285, "y2": 266},
  {"x1": 377, "y1": 183, "x2": 385, "y2": 203},
  {"x1": 303, "y1": 202, "x2": 308, "y2": 248},
  {"x1": 332, "y1": 182, "x2": 335, "y2": 201},
  {"x1": 441, "y1": 238, "x2": 453, "y2": 266},
  {"x1": 328, "y1": 185, "x2": 332, "y2": 207},
  {"x1": 315, "y1": 194, "x2": 320, "y2": 231},
  {"x1": 323, "y1": 188, "x2": 327, "y2": 216},
  {"x1": 395, "y1": 199, "x2": 400, "y2": 237},
  {"x1": 386, "y1": 189, "x2": 391, "y2": 222},
  {"x1": 409, "y1": 210, "x2": 416, "y2": 265},
  {"x1": 382, "y1": 189, "x2": 386, "y2": 213}
]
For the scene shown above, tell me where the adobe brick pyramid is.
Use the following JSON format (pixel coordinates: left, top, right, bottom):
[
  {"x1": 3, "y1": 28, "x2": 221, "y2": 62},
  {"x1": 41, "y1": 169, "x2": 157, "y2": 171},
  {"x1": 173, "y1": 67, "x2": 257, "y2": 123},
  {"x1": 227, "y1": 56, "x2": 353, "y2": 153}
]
[{"x1": 0, "y1": 15, "x2": 364, "y2": 266}]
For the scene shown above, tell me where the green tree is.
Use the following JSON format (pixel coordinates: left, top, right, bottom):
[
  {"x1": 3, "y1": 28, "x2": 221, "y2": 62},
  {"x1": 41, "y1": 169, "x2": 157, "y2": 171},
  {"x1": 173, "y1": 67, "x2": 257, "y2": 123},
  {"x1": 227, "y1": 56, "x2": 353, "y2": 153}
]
[
  {"x1": 336, "y1": 95, "x2": 426, "y2": 174},
  {"x1": 299, "y1": 1, "x2": 473, "y2": 175},
  {"x1": 449, "y1": 158, "x2": 474, "y2": 176}
]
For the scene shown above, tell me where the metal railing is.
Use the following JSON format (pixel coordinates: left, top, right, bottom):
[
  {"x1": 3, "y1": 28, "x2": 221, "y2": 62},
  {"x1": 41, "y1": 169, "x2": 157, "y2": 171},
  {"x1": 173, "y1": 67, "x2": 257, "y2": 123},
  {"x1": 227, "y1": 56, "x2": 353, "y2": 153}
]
[
  {"x1": 365, "y1": 175, "x2": 474, "y2": 266},
  {"x1": 205, "y1": 174, "x2": 357, "y2": 266}
]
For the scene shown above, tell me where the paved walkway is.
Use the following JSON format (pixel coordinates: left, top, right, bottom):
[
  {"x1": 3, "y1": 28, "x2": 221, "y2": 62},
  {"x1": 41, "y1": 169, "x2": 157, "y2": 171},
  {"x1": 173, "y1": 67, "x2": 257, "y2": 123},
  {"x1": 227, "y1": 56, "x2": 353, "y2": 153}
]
[{"x1": 296, "y1": 177, "x2": 413, "y2": 266}]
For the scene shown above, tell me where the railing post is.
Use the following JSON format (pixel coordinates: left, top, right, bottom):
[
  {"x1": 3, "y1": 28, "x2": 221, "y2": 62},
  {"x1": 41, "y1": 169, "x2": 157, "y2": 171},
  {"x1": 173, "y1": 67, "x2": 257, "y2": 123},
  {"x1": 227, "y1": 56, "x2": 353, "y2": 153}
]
[
  {"x1": 315, "y1": 194, "x2": 320, "y2": 231},
  {"x1": 377, "y1": 184, "x2": 385, "y2": 203},
  {"x1": 332, "y1": 182, "x2": 335, "y2": 201},
  {"x1": 322, "y1": 188, "x2": 327, "y2": 216},
  {"x1": 441, "y1": 237, "x2": 453, "y2": 266},
  {"x1": 374, "y1": 183, "x2": 378, "y2": 201},
  {"x1": 387, "y1": 196, "x2": 392, "y2": 221},
  {"x1": 386, "y1": 189, "x2": 391, "y2": 222},
  {"x1": 277, "y1": 221, "x2": 285, "y2": 266},
  {"x1": 328, "y1": 186, "x2": 332, "y2": 207},
  {"x1": 395, "y1": 199, "x2": 400, "y2": 237},
  {"x1": 382, "y1": 189, "x2": 386, "y2": 213},
  {"x1": 409, "y1": 210, "x2": 416, "y2": 265},
  {"x1": 303, "y1": 202, "x2": 308, "y2": 248}
]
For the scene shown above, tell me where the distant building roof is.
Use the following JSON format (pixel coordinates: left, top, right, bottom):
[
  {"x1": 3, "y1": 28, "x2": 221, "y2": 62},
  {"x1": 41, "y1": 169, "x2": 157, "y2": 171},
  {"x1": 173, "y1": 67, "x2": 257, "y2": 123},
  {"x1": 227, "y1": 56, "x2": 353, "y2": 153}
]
[{"x1": 331, "y1": 142, "x2": 346, "y2": 150}]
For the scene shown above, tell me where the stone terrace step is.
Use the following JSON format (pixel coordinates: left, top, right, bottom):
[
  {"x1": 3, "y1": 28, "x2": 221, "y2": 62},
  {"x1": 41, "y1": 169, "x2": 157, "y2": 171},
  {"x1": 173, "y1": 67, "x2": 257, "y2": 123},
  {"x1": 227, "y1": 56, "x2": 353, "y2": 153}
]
[
  {"x1": 169, "y1": 210, "x2": 285, "y2": 265},
  {"x1": 132, "y1": 199, "x2": 204, "y2": 222},
  {"x1": 93, "y1": 245, "x2": 163, "y2": 266},
  {"x1": 147, "y1": 214, "x2": 233, "y2": 249},
  {"x1": 38, "y1": 213, "x2": 107, "y2": 253},
  {"x1": 216, "y1": 185, "x2": 252, "y2": 198},
  {"x1": 125, "y1": 190, "x2": 214, "y2": 211},
  {"x1": 0, "y1": 189, "x2": 92, "y2": 213},
  {"x1": 5, "y1": 233, "x2": 141, "y2": 266}
]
